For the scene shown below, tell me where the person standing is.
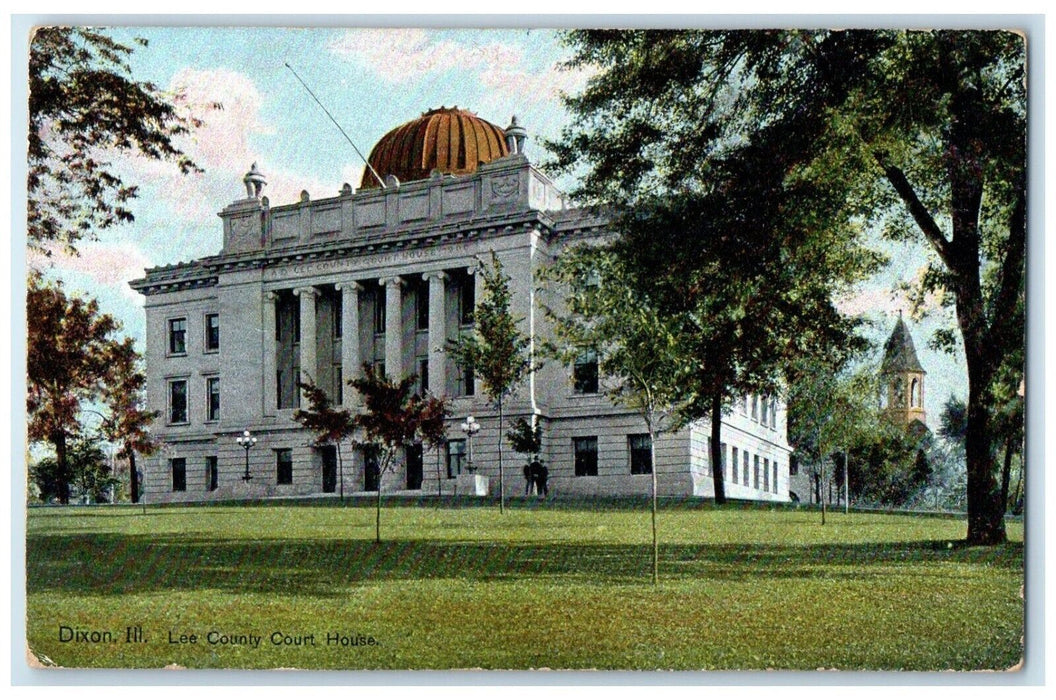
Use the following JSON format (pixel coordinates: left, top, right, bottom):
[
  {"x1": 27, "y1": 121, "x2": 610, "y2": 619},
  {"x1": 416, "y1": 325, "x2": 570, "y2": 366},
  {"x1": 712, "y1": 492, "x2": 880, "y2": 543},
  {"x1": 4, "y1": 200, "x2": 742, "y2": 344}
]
[
  {"x1": 524, "y1": 462, "x2": 534, "y2": 496},
  {"x1": 537, "y1": 462, "x2": 549, "y2": 497}
]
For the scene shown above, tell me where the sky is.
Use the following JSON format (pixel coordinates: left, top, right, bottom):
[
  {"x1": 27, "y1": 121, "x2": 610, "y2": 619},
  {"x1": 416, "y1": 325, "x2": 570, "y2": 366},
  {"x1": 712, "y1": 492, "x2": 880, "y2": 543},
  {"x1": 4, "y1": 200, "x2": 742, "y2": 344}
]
[{"x1": 26, "y1": 25, "x2": 970, "y2": 428}]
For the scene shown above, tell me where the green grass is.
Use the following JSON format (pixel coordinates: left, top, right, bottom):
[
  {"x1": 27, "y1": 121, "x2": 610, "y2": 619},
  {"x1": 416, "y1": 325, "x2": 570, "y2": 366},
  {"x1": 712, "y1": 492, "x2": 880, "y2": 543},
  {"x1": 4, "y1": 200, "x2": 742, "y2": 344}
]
[{"x1": 25, "y1": 499, "x2": 1024, "y2": 671}]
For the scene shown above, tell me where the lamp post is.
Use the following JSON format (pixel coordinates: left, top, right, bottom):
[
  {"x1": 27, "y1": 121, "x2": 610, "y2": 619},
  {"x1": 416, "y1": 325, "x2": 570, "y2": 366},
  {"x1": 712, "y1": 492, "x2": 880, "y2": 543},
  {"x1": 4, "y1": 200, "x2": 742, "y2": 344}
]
[
  {"x1": 460, "y1": 416, "x2": 481, "y2": 474},
  {"x1": 236, "y1": 430, "x2": 257, "y2": 482}
]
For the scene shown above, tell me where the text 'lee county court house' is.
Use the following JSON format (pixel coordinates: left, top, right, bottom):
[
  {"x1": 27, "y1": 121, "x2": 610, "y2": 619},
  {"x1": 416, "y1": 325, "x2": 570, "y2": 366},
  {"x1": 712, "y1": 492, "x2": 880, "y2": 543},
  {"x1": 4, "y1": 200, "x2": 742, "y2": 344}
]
[{"x1": 130, "y1": 107, "x2": 793, "y2": 503}]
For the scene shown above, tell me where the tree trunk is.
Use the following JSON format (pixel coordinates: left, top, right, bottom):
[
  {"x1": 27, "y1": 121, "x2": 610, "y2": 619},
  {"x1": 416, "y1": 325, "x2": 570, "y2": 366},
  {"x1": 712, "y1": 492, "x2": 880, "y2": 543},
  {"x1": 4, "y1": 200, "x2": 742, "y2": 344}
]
[
  {"x1": 55, "y1": 431, "x2": 70, "y2": 505},
  {"x1": 498, "y1": 396, "x2": 505, "y2": 514},
  {"x1": 376, "y1": 466, "x2": 383, "y2": 544},
  {"x1": 709, "y1": 391, "x2": 726, "y2": 505},
  {"x1": 649, "y1": 424, "x2": 658, "y2": 586},
  {"x1": 1000, "y1": 434, "x2": 1015, "y2": 514},
  {"x1": 963, "y1": 347, "x2": 1006, "y2": 544},
  {"x1": 337, "y1": 441, "x2": 345, "y2": 503},
  {"x1": 128, "y1": 448, "x2": 139, "y2": 504}
]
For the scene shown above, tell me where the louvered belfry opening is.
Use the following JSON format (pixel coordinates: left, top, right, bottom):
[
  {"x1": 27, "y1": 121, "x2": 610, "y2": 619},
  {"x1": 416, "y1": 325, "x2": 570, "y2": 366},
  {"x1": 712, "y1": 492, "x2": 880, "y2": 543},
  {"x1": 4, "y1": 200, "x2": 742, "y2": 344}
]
[{"x1": 360, "y1": 107, "x2": 509, "y2": 189}]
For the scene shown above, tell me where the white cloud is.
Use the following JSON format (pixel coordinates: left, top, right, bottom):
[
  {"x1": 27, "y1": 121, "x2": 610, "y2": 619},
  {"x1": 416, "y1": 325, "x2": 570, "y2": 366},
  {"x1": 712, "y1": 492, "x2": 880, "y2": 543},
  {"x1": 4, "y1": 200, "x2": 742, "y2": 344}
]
[
  {"x1": 30, "y1": 242, "x2": 152, "y2": 302},
  {"x1": 836, "y1": 265, "x2": 948, "y2": 320},
  {"x1": 119, "y1": 68, "x2": 350, "y2": 226},
  {"x1": 328, "y1": 29, "x2": 592, "y2": 103}
]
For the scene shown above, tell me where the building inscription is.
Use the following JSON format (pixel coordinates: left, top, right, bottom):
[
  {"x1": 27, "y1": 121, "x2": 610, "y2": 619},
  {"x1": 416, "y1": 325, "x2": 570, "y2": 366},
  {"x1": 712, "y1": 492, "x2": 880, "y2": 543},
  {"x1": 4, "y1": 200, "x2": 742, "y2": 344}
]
[{"x1": 263, "y1": 247, "x2": 443, "y2": 281}]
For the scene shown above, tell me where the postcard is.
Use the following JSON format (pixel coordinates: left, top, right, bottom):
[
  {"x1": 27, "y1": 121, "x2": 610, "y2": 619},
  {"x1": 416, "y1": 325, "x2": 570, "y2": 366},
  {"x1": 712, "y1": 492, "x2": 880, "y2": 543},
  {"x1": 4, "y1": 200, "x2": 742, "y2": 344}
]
[{"x1": 21, "y1": 23, "x2": 1028, "y2": 674}]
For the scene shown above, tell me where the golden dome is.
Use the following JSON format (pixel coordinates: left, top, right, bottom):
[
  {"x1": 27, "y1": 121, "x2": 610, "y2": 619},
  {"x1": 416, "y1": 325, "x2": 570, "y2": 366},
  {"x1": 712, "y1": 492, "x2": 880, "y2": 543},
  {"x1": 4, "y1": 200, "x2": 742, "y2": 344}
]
[{"x1": 360, "y1": 107, "x2": 508, "y2": 189}]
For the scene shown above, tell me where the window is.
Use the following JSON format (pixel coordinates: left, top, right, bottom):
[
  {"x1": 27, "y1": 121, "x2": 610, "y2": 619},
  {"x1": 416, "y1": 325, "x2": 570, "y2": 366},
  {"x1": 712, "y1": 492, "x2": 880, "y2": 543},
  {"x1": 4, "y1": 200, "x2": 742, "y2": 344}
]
[
  {"x1": 629, "y1": 434, "x2": 652, "y2": 475},
  {"x1": 446, "y1": 439, "x2": 466, "y2": 478},
  {"x1": 168, "y1": 318, "x2": 187, "y2": 355},
  {"x1": 731, "y1": 447, "x2": 739, "y2": 484},
  {"x1": 720, "y1": 442, "x2": 727, "y2": 480},
  {"x1": 333, "y1": 295, "x2": 343, "y2": 338},
  {"x1": 171, "y1": 458, "x2": 186, "y2": 492},
  {"x1": 772, "y1": 462, "x2": 779, "y2": 493},
  {"x1": 418, "y1": 357, "x2": 429, "y2": 394},
  {"x1": 790, "y1": 455, "x2": 799, "y2": 476},
  {"x1": 763, "y1": 457, "x2": 770, "y2": 491},
  {"x1": 910, "y1": 378, "x2": 920, "y2": 408},
  {"x1": 574, "y1": 437, "x2": 598, "y2": 477},
  {"x1": 754, "y1": 455, "x2": 760, "y2": 489},
  {"x1": 276, "y1": 449, "x2": 293, "y2": 485},
  {"x1": 374, "y1": 291, "x2": 386, "y2": 334},
  {"x1": 770, "y1": 399, "x2": 778, "y2": 429},
  {"x1": 206, "y1": 456, "x2": 218, "y2": 492},
  {"x1": 206, "y1": 377, "x2": 220, "y2": 421},
  {"x1": 333, "y1": 364, "x2": 343, "y2": 404},
  {"x1": 761, "y1": 397, "x2": 769, "y2": 426},
  {"x1": 751, "y1": 395, "x2": 759, "y2": 421},
  {"x1": 459, "y1": 364, "x2": 475, "y2": 397},
  {"x1": 573, "y1": 350, "x2": 599, "y2": 394},
  {"x1": 169, "y1": 380, "x2": 188, "y2": 423},
  {"x1": 743, "y1": 451, "x2": 749, "y2": 486},
  {"x1": 460, "y1": 279, "x2": 475, "y2": 326},
  {"x1": 416, "y1": 281, "x2": 429, "y2": 331},
  {"x1": 205, "y1": 314, "x2": 220, "y2": 352}
]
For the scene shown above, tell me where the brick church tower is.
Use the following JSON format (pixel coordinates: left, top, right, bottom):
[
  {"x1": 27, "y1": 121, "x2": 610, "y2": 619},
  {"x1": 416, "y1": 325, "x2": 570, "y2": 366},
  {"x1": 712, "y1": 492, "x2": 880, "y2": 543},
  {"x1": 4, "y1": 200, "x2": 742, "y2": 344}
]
[{"x1": 880, "y1": 312, "x2": 927, "y2": 428}]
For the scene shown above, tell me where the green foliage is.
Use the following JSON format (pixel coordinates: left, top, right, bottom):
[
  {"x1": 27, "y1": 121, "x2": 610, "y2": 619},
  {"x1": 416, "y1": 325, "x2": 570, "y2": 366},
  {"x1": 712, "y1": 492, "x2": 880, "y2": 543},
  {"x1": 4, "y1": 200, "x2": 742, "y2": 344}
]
[
  {"x1": 28, "y1": 27, "x2": 207, "y2": 253},
  {"x1": 448, "y1": 252, "x2": 531, "y2": 404},
  {"x1": 448, "y1": 251, "x2": 531, "y2": 512},
  {"x1": 553, "y1": 29, "x2": 1025, "y2": 544},
  {"x1": 506, "y1": 417, "x2": 542, "y2": 465},
  {"x1": 31, "y1": 436, "x2": 117, "y2": 503}
]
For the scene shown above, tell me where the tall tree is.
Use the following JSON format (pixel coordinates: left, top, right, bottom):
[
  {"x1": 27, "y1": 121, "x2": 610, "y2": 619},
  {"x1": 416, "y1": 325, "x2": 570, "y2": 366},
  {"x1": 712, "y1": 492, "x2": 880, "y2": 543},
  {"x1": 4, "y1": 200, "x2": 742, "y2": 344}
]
[
  {"x1": 448, "y1": 252, "x2": 532, "y2": 514},
  {"x1": 550, "y1": 30, "x2": 878, "y2": 505},
  {"x1": 28, "y1": 26, "x2": 205, "y2": 254},
  {"x1": 27, "y1": 273, "x2": 131, "y2": 504},
  {"x1": 552, "y1": 30, "x2": 1025, "y2": 545},
  {"x1": 293, "y1": 379, "x2": 355, "y2": 502},
  {"x1": 349, "y1": 364, "x2": 448, "y2": 543},
  {"x1": 98, "y1": 337, "x2": 157, "y2": 503},
  {"x1": 543, "y1": 245, "x2": 684, "y2": 584}
]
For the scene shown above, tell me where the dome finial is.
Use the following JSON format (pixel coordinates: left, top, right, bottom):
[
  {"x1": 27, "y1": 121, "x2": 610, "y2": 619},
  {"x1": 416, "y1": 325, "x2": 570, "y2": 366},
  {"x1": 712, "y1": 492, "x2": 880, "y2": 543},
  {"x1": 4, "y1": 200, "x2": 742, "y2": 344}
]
[
  {"x1": 243, "y1": 162, "x2": 266, "y2": 199},
  {"x1": 505, "y1": 115, "x2": 527, "y2": 155}
]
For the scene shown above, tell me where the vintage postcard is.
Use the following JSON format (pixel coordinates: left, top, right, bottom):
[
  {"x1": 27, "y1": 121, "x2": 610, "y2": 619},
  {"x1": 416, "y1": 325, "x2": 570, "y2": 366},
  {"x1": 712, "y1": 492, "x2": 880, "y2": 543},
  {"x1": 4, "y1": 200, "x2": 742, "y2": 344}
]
[{"x1": 21, "y1": 23, "x2": 1029, "y2": 675}]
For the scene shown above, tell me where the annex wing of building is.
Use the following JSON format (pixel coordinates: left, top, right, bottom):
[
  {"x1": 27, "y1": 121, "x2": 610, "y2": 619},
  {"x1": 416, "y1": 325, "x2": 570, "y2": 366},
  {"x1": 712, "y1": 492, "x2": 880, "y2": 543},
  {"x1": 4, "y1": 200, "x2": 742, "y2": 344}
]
[{"x1": 130, "y1": 108, "x2": 793, "y2": 503}]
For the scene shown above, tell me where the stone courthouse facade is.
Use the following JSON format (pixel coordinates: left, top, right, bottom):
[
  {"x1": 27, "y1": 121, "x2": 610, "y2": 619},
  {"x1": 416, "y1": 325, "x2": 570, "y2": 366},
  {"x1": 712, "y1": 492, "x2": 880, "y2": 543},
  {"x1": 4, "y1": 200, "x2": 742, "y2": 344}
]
[{"x1": 131, "y1": 107, "x2": 792, "y2": 503}]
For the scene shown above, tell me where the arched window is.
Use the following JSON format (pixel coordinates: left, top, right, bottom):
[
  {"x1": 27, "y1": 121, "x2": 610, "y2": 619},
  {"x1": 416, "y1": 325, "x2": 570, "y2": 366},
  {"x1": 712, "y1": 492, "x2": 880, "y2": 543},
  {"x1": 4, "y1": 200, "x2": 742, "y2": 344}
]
[{"x1": 911, "y1": 378, "x2": 921, "y2": 408}]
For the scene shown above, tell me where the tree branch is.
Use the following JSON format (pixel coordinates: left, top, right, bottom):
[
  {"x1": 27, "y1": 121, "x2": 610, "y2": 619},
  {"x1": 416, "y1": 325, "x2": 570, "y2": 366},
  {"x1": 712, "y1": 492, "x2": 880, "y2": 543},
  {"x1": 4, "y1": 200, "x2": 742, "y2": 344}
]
[
  {"x1": 874, "y1": 151, "x2": 953, "y2": 267},
  {"x1": 989, "y1": 176, "x2": 1026, "y2": 349}
]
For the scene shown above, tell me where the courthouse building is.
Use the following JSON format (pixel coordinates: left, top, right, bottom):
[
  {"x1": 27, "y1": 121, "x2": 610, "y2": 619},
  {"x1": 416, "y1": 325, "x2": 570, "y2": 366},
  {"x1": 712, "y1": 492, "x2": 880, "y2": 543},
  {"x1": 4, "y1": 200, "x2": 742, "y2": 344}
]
[{"x1": 130, "y1": 107, "x2": 792, "y2": 503}]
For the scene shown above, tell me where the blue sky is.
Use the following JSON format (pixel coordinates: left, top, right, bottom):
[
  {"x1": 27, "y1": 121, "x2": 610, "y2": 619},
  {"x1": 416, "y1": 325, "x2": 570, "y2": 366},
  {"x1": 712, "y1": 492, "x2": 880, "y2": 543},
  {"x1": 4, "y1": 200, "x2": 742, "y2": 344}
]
[{"x1": 29, "y1": 25, "x2": 968, "y2": 427}]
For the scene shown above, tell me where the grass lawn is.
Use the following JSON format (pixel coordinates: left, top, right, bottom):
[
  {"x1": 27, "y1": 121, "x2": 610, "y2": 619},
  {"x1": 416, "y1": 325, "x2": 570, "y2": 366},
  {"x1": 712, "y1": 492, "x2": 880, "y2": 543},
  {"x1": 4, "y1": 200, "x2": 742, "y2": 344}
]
[{"x1": 25, "y1": 499, "x2": 1024, "y2": 671}]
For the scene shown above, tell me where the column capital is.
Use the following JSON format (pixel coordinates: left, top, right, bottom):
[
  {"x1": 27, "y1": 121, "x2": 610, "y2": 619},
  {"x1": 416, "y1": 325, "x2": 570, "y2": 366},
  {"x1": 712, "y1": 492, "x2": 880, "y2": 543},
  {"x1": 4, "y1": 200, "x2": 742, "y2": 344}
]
[
  {"x1": 335, "y1": 280, "x2": 363, "y2": 293},
  {"x1": 263, "y1": 290, "x2": 279, "y2": 302},
  {"x1": 422, "y1": 270, "x2": 448, "y2": 283},
  {"x1": 380, "y1": 276, "x2": 404, "y2": 288},
  {"x1": 293, "y1": 286, "x2": 319, "y2": 297}
]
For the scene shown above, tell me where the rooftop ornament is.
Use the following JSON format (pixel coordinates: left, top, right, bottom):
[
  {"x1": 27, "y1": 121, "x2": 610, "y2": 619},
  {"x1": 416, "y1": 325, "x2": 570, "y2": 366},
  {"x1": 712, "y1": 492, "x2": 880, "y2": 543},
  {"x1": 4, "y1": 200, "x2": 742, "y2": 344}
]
[{"x1": 243, "y1": 163, "x2": 267, "y2": 199}]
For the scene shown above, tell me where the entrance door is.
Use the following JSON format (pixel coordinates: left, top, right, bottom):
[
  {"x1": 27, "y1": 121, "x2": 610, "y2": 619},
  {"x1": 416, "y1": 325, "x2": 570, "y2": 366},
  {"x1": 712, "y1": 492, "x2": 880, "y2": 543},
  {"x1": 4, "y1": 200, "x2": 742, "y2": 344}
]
[
  {"x1": 406, "y1": 444, "x2": 423, "y2": 490},
  {"x1": 364, "y1": 447, "x2": 380, "y2": 491},
  {"x1": 320, "y1": 445, "x2": 337, "y2": 493}
]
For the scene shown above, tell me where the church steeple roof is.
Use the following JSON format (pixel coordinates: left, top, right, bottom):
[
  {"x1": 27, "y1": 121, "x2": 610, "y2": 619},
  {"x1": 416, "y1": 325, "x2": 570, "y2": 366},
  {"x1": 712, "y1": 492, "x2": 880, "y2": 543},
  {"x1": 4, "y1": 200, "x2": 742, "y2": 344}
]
[{"x1": 881, "y1": 313, "x2": 925, "y2": 375}]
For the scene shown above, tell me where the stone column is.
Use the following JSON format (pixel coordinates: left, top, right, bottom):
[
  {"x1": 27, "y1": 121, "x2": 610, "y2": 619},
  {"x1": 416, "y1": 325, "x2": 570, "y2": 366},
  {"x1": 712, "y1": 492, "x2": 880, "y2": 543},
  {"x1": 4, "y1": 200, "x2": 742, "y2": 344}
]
[
  {"x1": 335, "y1": 281, "x2": 362, "y2": 408},
  {"x1": 262, "y1": 291, "x2": 278, "y2": 415},
  {"x1": 423, "y1": 271, "x2": 448, "y2": 396},
  {"x1": 381, "y1": 276, "x2": 404, "y2": 379},
  {"x1": 294, "y1": 286, "x2": 318, "y2": 404}
]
